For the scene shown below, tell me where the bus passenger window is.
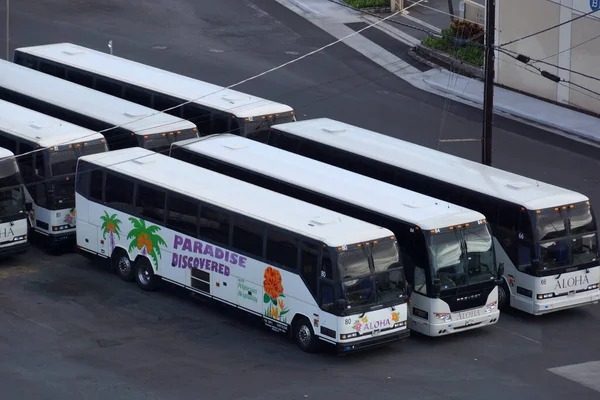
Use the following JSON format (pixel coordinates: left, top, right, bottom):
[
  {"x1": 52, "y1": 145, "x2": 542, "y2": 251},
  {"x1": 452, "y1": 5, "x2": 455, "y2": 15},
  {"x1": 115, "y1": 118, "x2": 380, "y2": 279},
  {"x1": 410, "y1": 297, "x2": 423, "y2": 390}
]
[
  {"x1": 232, "y1": 217, "x2": 265, "y2": 258},
  {"x1": 320, "y1": 281, "x2": 334, "y2": 311},
  {"x1": 104, "y1": 172, "x2": 134, "y2": 213},
  {"x1": 135, "y1": 184, "x2": 166, "y2": 224},
  {"x1": 96, "y1": 78, "x2": 123, "y2": 97},
  {"x1": 67, "y1": 69, "x2": 93, "y2": 86},
  {"x1": 40, "y1": 61, "x2": 65, "y2": 78},
  {"x1": 124, "y1": 86, "x2": 152, "y2": 107},
  {"x1": 266, "y1": 229, "x2": 299, "y2": 270},
  {"x1": 300, "y1": 242, "x2": 319, "y2": 295},
  {"x1": 166, "y1": 193, "x2": 199, "y2": 237},
  {"x1": 198, "y1": 205, "x2": 231, "y2": 247},
  {"x1": 89, "y1": 170, "x2": 103, "y2": 202}
]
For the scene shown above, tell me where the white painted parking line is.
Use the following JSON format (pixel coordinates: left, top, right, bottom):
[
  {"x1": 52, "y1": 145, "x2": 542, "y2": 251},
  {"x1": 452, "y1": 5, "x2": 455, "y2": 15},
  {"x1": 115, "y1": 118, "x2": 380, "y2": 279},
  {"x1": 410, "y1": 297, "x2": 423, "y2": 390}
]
[{"x1": 548, "y1": 361, "x2": 600, "y2": 393}]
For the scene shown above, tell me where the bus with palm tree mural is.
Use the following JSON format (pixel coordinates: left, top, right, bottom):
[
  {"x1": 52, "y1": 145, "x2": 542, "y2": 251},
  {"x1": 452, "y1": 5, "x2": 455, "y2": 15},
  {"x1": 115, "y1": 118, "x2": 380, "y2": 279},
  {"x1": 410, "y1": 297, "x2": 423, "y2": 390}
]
[
  {"x1": 75, "y1": 147, "x2": 411, "y2": 353},
  {"x1": 0, "y1": 99, "x2": 108, "y2": 249}
]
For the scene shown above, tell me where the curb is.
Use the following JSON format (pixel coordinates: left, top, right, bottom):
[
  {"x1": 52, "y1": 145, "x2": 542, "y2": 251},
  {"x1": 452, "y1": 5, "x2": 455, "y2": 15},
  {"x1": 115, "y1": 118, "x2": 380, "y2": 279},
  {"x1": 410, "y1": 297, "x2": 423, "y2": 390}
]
[
  {"x1": 424, "y1": 79, "x2": 600, "y2": 145},
  {"x1": 415, "y1": 44, "x2": 483, "y2": 79}
]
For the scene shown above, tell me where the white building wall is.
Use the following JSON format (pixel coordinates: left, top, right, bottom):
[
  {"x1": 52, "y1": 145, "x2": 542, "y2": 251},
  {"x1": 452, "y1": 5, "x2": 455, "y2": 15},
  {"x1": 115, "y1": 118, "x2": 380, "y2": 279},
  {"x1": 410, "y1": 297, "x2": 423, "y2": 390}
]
[{"x1": 496, "y1": 0, "x2": 600, "y2": 114}]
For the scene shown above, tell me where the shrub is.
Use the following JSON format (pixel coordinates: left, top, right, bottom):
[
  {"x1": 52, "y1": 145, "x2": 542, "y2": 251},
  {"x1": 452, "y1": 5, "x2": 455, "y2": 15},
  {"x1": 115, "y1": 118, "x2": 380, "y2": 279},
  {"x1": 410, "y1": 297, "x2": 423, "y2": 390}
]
[
  {"x1": 450, "y1": 20, "x2": 485, "y2": 44},
  {"x1": 344, "y1": 0, "x2": 390, "y2": 8}
]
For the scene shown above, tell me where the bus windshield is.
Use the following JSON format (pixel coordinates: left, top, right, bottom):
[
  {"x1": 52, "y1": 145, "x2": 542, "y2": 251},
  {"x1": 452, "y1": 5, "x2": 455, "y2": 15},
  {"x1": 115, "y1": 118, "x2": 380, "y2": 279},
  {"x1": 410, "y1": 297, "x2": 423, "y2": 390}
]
[
  {"x1": 0, "y1": 159, "x2": 24, "y2": 217},
  {"x1": 337, "y1": 240, "x2": 405, "y2": 309},
  {"x1": 534, "y1": 203, "x2": 598, "y2": 270},
  {"x1": 427, "y1": 224, "x2": 496, "y2": 290},
  {"x1": 243, "y1": 114, "x2": 295, "y2": 140},
  {"x1": 49, "y1": 142, "x2": 109, "y2": 177}
]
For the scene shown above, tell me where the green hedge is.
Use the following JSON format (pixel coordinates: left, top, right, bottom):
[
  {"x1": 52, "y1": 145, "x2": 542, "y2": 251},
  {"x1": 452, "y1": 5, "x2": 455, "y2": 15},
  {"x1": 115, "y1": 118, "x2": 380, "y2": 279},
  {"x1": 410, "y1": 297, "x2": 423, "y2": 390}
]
[
  {"x1": 344, "y1": 0, "x2": 390, "y2": 8},
  {"x1": 422, "y1": 28, "x2": 484, "y2": 67}
]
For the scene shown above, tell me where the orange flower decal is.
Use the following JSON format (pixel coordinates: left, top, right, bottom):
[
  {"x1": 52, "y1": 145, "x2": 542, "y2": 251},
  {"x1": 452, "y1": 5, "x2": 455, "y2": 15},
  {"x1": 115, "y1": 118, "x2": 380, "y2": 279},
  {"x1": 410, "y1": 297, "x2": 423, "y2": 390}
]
[
  {"x1": 263, "y1": 266, "x2": 284, "y2": 300},
  {"x1": 391, "y1": 312, "x2": 400, "y2": 322},
  {"x1": 263, "y1": 266, "x2": 290, "y2": 322}
]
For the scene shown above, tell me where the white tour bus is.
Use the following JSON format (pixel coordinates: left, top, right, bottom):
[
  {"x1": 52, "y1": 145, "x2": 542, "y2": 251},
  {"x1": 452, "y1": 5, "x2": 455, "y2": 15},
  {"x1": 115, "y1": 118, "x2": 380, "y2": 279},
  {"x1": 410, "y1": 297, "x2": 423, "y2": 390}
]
[
  {"x1": 0, "y1": 99, "x2": 108, "y2": 248},
  {"x1": 75, "y1": 148, "x2": 410, "y2": 353},
  {"x1": 170, "y1": 135, "x2": 504, "y2": 336},
  {"x1": 0, "y1": 59, "x2": 198, "y2": 153},
  {"x1": 14, "y1": 43, "x2": 296, "y2": 140},
  {"x1": 266, "y1": 118, "x2": 600, "y2": 315},
  {"x1": 0, "y1": 147, "x2": 29, "y2": 256}
]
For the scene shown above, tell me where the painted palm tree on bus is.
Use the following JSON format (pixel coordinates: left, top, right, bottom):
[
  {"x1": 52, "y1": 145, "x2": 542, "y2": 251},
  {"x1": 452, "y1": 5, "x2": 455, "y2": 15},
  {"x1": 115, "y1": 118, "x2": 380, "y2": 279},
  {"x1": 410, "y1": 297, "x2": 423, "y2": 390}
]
[
  {"x1": 127, "y1": 217, "x2": 167, "y2": 271},
  {"x1": 100, "y1": 211, "x2": 122, "y2": 253}
]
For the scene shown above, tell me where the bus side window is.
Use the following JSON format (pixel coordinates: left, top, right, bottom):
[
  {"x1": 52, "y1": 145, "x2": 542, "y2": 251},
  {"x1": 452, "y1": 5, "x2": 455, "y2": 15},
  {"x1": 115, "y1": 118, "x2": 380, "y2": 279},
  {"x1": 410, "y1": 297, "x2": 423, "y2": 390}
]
[
  {"x1": 319, "y1": 249, "x2": 335, "y2": 311},
  {"x1": 90, "y1": 169, "x2": 104, "y2": 202},
  {"x1": 96, "y1": 78, "x2": 123, "y2": 97},
  {"x1": 166, "y1": 193, "x2": 199, "y2": 238},
  {"x1": 75, "y1": 161, "x2": 91, "y2": 197},
  {"x1": 104, "y1": 172, "x2": 134, "y2": 213},
  {"x1": 266, "y1": 229, "x2": 299, "y2": 271},
  {"x1": 185, "y1": 105, "x2": 211, "y2": 134},
  {"x1": 0, "y1": 135, "x2": 17, "y2": 154},
  {"x1": 198, "y1": 205, "x2": 231, "y2": 247},
  {"x1": 300, "y1": 241, "x2": 320, "y2": 296},
  {"x1": 40, "y1": 61, "x2": 66, "y2": 78},
  {"x1": 135, "y1": 183, "x2": 166, "y2": 224},
  {"x1": 517, "y1": 211, "x2": 534, "y2": 268},
  {"x1": 211, "y1": 112, "x2": 231, "y2": 134},
  {"x1": 497, "y1": 203, "x2": 519, "y2": 264},
  {"x1": 67, "y1": 69, "x2": 93, "y2": 87},
  {"x1": 231, "y1": 217, "x2": 265, "y2": 258},
  {"x1": 271, "y1": 132, "x2": 300, "y2": 153},
  {"x1": 154, "y1": 95, "x2": 182, "y2": 117},
  {"x1": 124, "y1": 86, "x2": 152, "y2": 107}
]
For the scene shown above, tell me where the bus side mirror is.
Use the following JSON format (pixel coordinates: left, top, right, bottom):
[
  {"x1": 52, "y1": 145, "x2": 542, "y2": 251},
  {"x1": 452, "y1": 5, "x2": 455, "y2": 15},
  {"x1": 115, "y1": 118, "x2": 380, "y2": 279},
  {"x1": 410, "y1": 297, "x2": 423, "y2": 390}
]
[
  {"x1": 496, "y1": 263, "x2": 504, "y2": 285},
  {"x1": 335, "y1": 299, "x2": 347, "y2": 312},
  {"x1": 406, "y1": 283, "x2": 413, "y2": 297},
  {"x1": 432, "y1": 279, "x2": 442, "y2": 297}
]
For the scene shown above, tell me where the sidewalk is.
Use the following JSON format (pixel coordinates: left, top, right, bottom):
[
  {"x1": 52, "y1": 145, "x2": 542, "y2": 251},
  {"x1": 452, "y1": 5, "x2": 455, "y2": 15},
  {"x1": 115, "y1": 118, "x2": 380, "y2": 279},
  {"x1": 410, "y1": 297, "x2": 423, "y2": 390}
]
[{"x1": 276, "y1": 0, "x2": 600, "y2": 145}]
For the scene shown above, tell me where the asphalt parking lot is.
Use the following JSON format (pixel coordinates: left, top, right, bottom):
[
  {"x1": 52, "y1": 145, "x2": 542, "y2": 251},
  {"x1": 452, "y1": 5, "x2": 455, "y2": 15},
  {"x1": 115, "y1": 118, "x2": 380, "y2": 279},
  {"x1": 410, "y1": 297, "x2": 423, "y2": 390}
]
[{"x1": 1, "y1": 244, "x2": 599, "y2": 400}]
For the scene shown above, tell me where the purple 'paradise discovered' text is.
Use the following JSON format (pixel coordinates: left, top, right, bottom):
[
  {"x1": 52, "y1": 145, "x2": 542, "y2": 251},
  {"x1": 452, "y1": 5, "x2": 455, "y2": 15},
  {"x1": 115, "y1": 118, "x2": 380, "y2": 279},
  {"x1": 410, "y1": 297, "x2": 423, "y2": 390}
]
[{"x1": 171, "y1": 235, "x2": 247, "y2": 276}]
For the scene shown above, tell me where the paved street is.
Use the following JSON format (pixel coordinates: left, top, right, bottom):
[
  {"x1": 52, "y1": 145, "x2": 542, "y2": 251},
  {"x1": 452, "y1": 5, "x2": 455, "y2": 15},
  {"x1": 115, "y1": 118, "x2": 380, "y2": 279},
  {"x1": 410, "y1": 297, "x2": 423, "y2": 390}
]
[{"x1": 2, "y1": 1, "x2": 600, "y2": 399}]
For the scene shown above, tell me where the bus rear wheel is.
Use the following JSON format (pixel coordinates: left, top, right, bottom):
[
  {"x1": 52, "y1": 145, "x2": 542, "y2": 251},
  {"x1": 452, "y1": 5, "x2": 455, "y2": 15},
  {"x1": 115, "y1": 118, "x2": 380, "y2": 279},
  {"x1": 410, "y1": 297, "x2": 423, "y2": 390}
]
[
  {"x1": 134, "y1": 258, "x2": 160, "y2": 291},
  {"x1": 293, "y1": 317, "x2": 319, "y2": 353},
  {"x1": 112, "y1": 249, "x2": 134, "y2": 282}
]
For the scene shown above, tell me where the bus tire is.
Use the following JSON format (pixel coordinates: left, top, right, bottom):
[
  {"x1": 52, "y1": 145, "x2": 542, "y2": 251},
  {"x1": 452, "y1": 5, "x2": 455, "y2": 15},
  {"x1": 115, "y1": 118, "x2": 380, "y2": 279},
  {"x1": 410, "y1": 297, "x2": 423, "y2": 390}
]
[
  {"x1": 134, "y1": 258, "x2": 160, "y2": 292},
  {"x1": 293, "y1": 316, "x2": 319, "y2": 353},
  {"x1": 112, "y1": 249, "x2": 134, "y2": 282},
  {"x1": 498, "y1": 281, "x2": 510, "y2": 310}
]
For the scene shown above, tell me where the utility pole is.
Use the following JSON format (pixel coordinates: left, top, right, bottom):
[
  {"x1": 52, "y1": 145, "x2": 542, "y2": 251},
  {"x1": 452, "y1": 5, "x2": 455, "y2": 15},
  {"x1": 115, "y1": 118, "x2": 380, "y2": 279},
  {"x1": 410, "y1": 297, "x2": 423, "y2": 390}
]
[
  {"x1": 5, "y1": 0, "x2": 8, "y2": 60},
  {"x1": 482, "y1": 0, "x2": 496, "y2": 166}
]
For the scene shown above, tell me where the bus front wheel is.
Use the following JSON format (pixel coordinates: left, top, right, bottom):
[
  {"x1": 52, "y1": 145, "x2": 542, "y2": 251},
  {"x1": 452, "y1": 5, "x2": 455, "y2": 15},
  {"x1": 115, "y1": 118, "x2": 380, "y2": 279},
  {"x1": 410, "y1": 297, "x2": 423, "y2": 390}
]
[
  {"x1": 293, "y1": 317, "x2": 319, "y2": 353},
  {"x1": 498, "y1": 282, "x2": 510, "y2": 310}
]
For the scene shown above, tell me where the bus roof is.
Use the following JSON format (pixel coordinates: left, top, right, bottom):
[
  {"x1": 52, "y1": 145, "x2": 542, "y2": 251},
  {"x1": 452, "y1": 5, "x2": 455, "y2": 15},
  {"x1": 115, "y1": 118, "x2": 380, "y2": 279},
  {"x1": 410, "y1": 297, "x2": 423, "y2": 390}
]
[
  {"x1": 15, "y1": 43, "x2": 295, "y2": 119},
  {"x1": 271, "y1": 118, "x2": 589, "y2": 210},
  {"x1": 0, "y1": 98, "x2": 105, "y2": 147},
  {"x1": 0, "y1": 59, "x2": 195, "y2": 136},
  {"x1": 79, "y1": 148, "x2": 394, "y2": 247},
  {"x1": 173, "y1": 135, "x2": 485, "y2": 230}
]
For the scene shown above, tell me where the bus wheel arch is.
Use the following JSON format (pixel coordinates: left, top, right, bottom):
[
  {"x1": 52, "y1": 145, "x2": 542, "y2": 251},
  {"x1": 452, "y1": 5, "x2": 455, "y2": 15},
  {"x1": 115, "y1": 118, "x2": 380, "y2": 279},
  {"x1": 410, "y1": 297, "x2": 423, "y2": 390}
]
[
  {"x1": 291, "y1": 314, "x2": 319, "y2": 353},
  {"x1": 111, "y1": 247, "x2": 134, "y2": 282},
  {"x1": 133, "y1": 256, "x2": 160, "y2": 291},
  {"x1": 497, "y1": 277, "x2": 511, "y2": 310}
]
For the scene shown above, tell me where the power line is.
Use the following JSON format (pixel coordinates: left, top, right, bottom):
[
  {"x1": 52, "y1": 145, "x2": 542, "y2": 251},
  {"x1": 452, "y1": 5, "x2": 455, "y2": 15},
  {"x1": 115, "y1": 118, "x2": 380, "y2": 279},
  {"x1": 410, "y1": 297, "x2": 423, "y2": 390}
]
[
  {"x1": 500, "y1": 8, "x2": 600, "y2": 47},
  {"x1": 538, "y1": 32, "x2": 600, "y2": 61},
  {"x1": 497, "y1": 48, "x2": 600, "y2": 100}
]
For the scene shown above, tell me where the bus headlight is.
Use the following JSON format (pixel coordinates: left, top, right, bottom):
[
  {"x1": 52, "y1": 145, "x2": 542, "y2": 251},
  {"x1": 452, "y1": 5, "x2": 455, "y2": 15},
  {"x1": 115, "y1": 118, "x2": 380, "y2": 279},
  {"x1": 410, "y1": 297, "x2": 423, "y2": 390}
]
[
  {"x1": 340, "y1": 332, "x2": 359, "y2": 340},
  {"x1": 434, "y1": 313, "x2": 451, "y2": 321},
  {"x1": 536, "y1": 293, "x2": 554, "y2": 300},
  {"x1": 11, "y1": 235, "x2": 27, "y2": 241},
  {"x1": 587, "y1": 284, "x2": 599, "y2": 290},
  {"x1": 394, "y1": 320, "x2": 407, "y2": 328},
  {"x1": 485, "y1": 301, "x2": 497, "y2": 313},
  {"x1": 52, "y1": 224, "x2": 72, "y2": 231}
]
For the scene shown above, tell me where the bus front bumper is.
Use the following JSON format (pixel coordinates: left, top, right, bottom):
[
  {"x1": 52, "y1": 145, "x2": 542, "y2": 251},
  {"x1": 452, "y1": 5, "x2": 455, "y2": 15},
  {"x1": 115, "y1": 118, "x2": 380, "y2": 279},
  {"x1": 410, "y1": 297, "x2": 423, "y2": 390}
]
[
  {"x1": 0, "y1": 240, "x2": 30, "y2": 257},
  {"x1": 533, "y1": 289, "x2": 600, "y2": 315},
  {"x1": 335, "y1": 328, "x2": 410, "y2": 353},
  {"x1": 419, "y1": 309, "x2": 500, "y2": 336}
]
